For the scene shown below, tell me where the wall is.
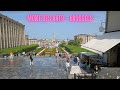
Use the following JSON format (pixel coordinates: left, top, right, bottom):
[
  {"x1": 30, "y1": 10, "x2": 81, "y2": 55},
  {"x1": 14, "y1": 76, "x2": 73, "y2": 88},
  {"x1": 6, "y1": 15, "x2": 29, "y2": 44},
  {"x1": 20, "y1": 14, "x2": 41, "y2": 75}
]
[{"x1": 106, "y1": 11, "x2": 120, "y2": 33}]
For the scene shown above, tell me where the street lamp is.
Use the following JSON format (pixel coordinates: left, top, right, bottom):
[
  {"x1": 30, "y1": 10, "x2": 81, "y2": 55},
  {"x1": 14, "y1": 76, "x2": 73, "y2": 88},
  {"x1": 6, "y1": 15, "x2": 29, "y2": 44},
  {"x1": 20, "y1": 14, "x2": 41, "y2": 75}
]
[{"x1": 99, "y1": 22, "x2": 106, "y2": 32}]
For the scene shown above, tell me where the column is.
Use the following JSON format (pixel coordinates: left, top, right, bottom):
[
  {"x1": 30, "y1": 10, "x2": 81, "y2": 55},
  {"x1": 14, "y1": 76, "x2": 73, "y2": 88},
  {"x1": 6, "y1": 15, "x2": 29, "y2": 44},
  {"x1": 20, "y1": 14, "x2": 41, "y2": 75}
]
[
  {"x1": 21, "y1": 26, "x2": 24, "y2": 45},
  {"x1": 19, "y1": 25, "x2": 22, "y2": 46},
  {"x1": 10, "y1": 21, "x2": 13, "y2": 48},
  {"x1": 17, "y1": 24, "x2": 19, "y2": 46},
  {"x1": 1, "y1": 18, "x2": 4, "y2": 49},
  {"x1": 5, "y1": 20, "x2": 8, "y2": 48},
  {"x1": 16, "y1": 24, "x2": 19, "y2": 46},
  {"x1": 10, "y1": 22, "x2": 12, "y2": 48},
  {"x1": 16, "y1": 24, "x2": 18, "y2": 47},
  {"x1": 18, "y1": 24, "x2": 20, "y2": 46},
  {"x1": 13, "y1": 22, "x2": 15, "y2": 47},
  {"x1": 7, "y1": 20, "x2": 10, "y2": 48},
  {"x1": 9, "y1": 21, "x2": 12, "y2": 48},
  {"x1": 14, "y1": 23, "x2": 17, "y2": 47},
  {"x1": 0, "y1": 18, "x2": 1, "y2": 49},
  {"x1": 19, "y1": 25, "x2": 21, "y2": 46},
  {"x1": 6, "y1": 20, "x2": 9, "y2": 48},
  {"x1": 4, "y1": 19, "x2": 7, "y2": 49},
  {"x1": 3, "y1": 19, "x2": 5, "y2": 49},
  {"x1": 12, "y1": 22, "x2": 15, "y2": 47}
]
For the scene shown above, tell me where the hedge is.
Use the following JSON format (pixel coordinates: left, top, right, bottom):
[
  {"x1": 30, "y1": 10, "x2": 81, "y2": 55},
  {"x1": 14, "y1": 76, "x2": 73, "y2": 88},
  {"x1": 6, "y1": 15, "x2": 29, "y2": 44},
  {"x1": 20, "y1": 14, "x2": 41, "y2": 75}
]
[{"x1": 0, "y1": 44, "x2": 39, "y2": 54}]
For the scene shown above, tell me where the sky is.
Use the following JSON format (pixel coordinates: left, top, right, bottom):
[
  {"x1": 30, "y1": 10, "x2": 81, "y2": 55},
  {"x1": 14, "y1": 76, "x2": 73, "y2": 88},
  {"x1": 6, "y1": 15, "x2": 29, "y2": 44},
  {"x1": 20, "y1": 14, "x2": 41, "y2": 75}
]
[{"x1": 0, "y1": 11, "x2": 106, "y2": 40}]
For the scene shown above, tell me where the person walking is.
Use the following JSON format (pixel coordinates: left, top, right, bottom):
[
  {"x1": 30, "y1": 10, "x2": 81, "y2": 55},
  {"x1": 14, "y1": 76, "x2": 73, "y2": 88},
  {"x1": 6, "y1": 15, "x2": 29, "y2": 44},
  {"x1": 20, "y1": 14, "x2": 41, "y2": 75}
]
[{"x1": 30, "y1": 54, "x2": 33, "y2": 65}]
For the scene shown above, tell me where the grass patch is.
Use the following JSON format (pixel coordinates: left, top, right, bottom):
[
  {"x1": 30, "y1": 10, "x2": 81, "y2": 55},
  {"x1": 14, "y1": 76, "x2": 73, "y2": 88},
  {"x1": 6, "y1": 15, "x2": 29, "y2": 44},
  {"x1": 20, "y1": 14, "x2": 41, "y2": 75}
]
[{"x1": 62, "y1": 44, "x2": 95, "y2": 54}]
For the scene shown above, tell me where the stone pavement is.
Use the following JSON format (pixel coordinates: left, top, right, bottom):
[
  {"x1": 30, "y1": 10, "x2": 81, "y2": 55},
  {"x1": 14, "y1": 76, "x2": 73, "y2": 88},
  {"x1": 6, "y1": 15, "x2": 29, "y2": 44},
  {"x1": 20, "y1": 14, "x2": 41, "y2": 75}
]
[
  {"x1": 0, "y1": 56, "x2": 68, "y2": 79},
  {"x1": 96, "y1": 67, "x2": 120, "y2": 79}
]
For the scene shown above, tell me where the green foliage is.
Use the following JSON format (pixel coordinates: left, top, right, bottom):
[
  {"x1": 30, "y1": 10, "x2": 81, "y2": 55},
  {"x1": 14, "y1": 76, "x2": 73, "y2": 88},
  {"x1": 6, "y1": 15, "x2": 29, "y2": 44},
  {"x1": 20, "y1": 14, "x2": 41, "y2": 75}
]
[
  {"x1": 34, "y1": 48, "x2": 44, "y2": 53},
  {"x1": 68, "y1": 40, "x2": 80, "y2": 46},
  {"x1": 59, "y1": 43, "x2": 65, "y2": 47},
  {"x1": 0, "y1": 44, "x2": 39, "y2": 54},
  {"x1": 62, "y1": 44, "x2": 95, "y2": 54}
]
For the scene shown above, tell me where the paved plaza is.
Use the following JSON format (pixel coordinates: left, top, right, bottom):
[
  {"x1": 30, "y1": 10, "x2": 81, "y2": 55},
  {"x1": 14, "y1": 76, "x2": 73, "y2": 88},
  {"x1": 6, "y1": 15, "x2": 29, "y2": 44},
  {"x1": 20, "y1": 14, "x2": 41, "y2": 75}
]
[{"x1": 0, "y1": 56, "x2": 68, "y2": 79}]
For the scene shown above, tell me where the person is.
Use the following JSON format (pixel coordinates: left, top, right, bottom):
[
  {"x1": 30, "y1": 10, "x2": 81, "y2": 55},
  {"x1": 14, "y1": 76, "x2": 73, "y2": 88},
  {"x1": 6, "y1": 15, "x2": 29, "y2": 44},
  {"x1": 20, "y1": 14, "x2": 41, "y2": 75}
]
[
  {"x1": 30, "y1": 54, "x2": 33, "y2": 65},
  {"x1": 94, "y1": 65, "x2": 98, "y2": 74},
  {"x1": 55, "y1": 52, "x2": 59, "y2": 63},
  {"x1": 76, "y1": 56, "x2": 80, "y2": 65},
  {"x1": 59, "y1": 53, "x2": 62, "y2": 58},
  {"x1": 9, "y1": 52, "x2": 14, "y2": 65},
  {"x1": 73, "y1": 56, "x2": 77, "y2": 64},
  {"x1": 66, "y1": 58, "x2": 70, "y2": 72},
  {"x1": 22, "y1": 52, "x2": 25, "y2": 57}
]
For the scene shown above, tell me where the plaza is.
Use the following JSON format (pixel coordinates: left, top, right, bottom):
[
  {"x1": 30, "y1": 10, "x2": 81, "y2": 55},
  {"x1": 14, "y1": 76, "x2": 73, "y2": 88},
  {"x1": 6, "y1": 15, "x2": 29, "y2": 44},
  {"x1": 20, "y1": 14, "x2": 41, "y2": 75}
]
[
  {"x1": 0, "y1": 56, "x2": 68, "y2": 79},
  {"x1": 0, "y1": 11, "x2": 120, "y2": 79}
]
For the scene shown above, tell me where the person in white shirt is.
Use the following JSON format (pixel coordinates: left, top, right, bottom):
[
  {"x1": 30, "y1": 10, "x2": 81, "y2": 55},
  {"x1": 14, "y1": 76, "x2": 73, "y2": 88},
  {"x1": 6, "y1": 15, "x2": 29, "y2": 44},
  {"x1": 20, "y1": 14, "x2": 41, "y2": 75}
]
[
  {"x1": 66, "y1": 58, "x2": 70, "y2": 72},
  {"x1": 76, "y1": 56, "x2": 80, "y2": 65}
]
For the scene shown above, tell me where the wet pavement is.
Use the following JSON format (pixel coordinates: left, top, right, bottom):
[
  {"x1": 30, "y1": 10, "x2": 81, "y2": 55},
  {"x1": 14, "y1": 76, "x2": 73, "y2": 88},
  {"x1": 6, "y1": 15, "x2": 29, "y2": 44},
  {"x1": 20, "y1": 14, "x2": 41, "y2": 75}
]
[{"x1": 0, "y1": 56, "x2": 68, "y2": 79}]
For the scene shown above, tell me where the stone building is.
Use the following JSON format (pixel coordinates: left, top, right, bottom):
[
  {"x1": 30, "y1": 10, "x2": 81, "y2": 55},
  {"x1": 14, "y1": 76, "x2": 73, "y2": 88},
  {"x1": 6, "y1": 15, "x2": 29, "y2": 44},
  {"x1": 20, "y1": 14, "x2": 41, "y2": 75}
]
[
  {"x1": 25, "y1": 35, "x2": 29, "y2": 45},
  {"x1": 0, "y1": 13, "x2": 25, "y2": 49},
  {"x1": 28, "y1": 39, "x2": 38, "y2": 45},
  {"x1": 74, "y1": 34, "x2": 96, "y2": 44}
]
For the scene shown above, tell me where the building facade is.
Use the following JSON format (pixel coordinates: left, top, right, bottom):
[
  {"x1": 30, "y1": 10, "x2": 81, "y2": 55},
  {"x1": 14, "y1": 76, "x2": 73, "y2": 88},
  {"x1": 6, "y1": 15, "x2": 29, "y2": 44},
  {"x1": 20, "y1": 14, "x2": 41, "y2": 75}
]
[
  {"x1": 81, "y1": 11, "x2": 120, "y2": 67},
  {"x1": 0, "y1": 13, "x2": 25, "y2": 49},
  {"x1": 74, "y1": 34, "x2": 96, "y2": 44},
  {"x1": 104, "y1": 11, "x2": 120, "y2": 66},
  {"x1": 25, "y1": 35, "x2": 29, "y2": 45},
  {"x1": 28, "y1": 39, "x2": 38, "y2": 45},
  {"x1": 28, "y1": 38, "x2": 61, "y2": 48}
]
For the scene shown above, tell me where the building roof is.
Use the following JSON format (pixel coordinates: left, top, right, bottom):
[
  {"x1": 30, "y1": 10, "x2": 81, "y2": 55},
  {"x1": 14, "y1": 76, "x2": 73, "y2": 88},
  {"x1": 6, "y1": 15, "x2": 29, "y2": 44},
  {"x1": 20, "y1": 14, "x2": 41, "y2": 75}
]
[
  {"x1": 0, "y1": 13, "x2": 25, "y2": 26},
  {"x1": 74, "y1": 34, "x2": 96, "y2": 37},
  {"x1": 28, "y1": 39, "x2": 37, "y2": 40},
  {"x1": 81, "y1": 31, "x2": 120, "y2": 56}
]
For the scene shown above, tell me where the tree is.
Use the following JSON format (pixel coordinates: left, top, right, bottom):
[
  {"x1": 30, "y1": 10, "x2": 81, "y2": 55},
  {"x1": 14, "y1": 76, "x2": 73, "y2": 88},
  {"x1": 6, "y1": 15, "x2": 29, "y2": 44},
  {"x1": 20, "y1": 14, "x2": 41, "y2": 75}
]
[{"x1": 68, "y1": 40, "x2": 80, "y2": 46}]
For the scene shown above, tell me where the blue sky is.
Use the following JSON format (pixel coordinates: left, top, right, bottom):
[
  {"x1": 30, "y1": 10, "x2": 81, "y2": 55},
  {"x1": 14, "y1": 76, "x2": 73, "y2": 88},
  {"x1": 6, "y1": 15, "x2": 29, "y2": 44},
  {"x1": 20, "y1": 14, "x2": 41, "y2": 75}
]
[{"x1": 0, "y1": 11, "x2": 106, "y2": 40}]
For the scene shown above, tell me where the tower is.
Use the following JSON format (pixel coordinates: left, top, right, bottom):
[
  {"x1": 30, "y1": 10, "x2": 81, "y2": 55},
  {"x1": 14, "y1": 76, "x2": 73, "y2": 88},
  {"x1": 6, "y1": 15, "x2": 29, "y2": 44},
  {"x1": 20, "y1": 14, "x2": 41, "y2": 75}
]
[{"x1": 53, "y1": 32, "x2": 55, "y2": 41}]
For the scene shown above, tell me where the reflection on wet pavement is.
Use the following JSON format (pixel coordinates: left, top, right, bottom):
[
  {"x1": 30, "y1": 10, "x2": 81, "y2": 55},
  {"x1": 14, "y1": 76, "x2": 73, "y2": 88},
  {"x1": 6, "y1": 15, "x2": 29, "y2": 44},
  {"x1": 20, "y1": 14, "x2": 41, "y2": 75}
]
[{"x1": 0, "y1": 56, "x2": 68, "y2": 79}]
